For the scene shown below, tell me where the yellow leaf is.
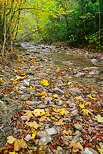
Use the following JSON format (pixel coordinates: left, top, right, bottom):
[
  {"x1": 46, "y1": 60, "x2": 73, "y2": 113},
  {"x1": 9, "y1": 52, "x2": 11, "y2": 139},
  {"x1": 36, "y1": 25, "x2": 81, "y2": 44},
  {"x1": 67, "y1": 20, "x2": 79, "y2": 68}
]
[
  {"x1": 98, "y1": 149, "x2": 103, "y2": 154},
  {"x1": 62, "y1": 129, "x2": 72, "y2": 135},
  {"x1": 7, "y1": 136, "x2": 16, "y2": 144},
  {"x1": 32, "y1": 109, "x2": 45, "y2": 117},
  {"x1": 78, "y1": 104, "x2": 85, "y2": 109},
  {"x1": 53, "y1": 108, "x2": 69, "y2": 115},
  {"x1": 9, "y1": 152, "x2": 18, "y2": 154},
  {"x1": 95, "y1": 115, "x2": 103, "y2": 123},
  {"x1": 87, "y1": 95, "x2": 96, "y2": 100},
  {"x1": 69, "y1": 140, "x2": 83, "y2": 153},
  {"x1": 28, "y1": 86, "x2": 35, "y2": 89},
  {"x1": 68, "y1": 82, "x2": 72, "y2": 85},
  {"x1": 37, "y1": 89, "x2": 47, "y2": 97},
  {"x1": 19, "y1": 71, "x2": 26, "y2": 76},
  {"x1": 0, "y1": 78, "x2": 5, "y2": 82},
  {"x1": 40, "y1": 79, "x2": 49, "y2": 86},
  {"x1": 53, "y1": 94, "x2": 59, "y2": 98},
  {"x1": 82, "y1": 109, "x2": 92, "y2": 116},
  {"x1": 56, "y1": 66, "x2": 60, "y2": 71},
  {"x1": 14, "y1": 139, "x2": 27, "y2": 151},
  {"x1": 26, "y1": 121, "x2": 41, "y2": 129},
  {"x1": 31, "y1": 129, "x2": 37, "y2": 139},
  {"x1": 23, "y1": 110, "x2": 33, "y2": 119}
]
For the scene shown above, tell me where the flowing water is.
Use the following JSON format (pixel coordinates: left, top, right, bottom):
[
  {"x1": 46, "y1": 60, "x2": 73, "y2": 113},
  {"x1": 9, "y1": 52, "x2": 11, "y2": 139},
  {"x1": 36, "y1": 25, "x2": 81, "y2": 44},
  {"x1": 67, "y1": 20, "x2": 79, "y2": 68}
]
[{"x1": 21, "y1": 42, "x2": 103, "y2": 91}]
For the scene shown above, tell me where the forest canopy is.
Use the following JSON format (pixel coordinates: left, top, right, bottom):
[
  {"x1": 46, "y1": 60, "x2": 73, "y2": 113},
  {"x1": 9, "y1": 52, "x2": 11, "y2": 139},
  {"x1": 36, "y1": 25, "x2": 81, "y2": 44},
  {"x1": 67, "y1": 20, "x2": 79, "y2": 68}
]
[{"x1": 0, "y1": 0, "x2": 103, "y2": 57}]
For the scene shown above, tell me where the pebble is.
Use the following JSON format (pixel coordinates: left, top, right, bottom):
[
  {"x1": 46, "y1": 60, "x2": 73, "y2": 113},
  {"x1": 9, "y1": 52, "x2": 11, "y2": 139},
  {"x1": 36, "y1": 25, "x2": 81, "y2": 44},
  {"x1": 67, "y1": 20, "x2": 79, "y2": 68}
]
[
  {"x1": 30, "y1": 101, "x2": 41, "y2": 105},
  {"x1": 74, "y1": 123, "x2": 83, "y2": 130},
  {"x1": 45, "y1": 128, "x2": 57, "y2": 135},
  {"x1": 39, "y1": 136, "x2": 51, "y2": 145},
  {"x1": 71, "y1": 109, "x2": 78, "y2": 116},
  {"x1": 21, "y1": 116, "x2": 27, "y2": 121},
  {"x1": 53, "y1": 88, "x2": 65, "y2": 95},
  {"x1": 23, "y1": 80, "x2": 30, "y2": 86},
  {"x1": 75, "y1": 72, "x2": 85, "y2": 77},
  {"x1": 24, "y1": 134, "x2": 31, "y2": 141},
  {"x1": 57, "y1": 99, "x2": 63, "y2": 105},
  {"x1": 20, "y1": 94, "x2": 30, "y2": 101},
  {"x1": 84, "y1": 148, "x2": 99, "y2": 154},
  {"x1": 69, "y1": 88, "x2": 81, "y2": 94},
  {"x1": 37, "y1": 131, "x2": 47, "y2": 137}
]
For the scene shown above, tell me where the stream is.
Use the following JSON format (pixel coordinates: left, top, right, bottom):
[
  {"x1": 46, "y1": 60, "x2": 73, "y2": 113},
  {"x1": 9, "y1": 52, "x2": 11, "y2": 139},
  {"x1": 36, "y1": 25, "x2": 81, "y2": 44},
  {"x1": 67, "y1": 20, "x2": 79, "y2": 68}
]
[{"x1": 21, "y1": 42, "x2": 103, "y2": 92}]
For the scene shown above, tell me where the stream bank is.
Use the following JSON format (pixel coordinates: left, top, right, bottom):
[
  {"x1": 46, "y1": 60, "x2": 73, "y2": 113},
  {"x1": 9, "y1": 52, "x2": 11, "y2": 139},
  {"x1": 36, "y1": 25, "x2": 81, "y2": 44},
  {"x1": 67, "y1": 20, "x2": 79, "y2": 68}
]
[{"x1": 0, "y1": 42, "x2": 103, "y2": 153}]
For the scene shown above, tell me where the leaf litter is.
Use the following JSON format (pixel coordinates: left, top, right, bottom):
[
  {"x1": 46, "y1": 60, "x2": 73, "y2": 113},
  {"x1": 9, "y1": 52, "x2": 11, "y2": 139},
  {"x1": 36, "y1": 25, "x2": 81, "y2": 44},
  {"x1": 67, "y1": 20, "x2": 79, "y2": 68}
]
[{"x1": 0, "y1": 44, "x2": 103, "y2": 153}]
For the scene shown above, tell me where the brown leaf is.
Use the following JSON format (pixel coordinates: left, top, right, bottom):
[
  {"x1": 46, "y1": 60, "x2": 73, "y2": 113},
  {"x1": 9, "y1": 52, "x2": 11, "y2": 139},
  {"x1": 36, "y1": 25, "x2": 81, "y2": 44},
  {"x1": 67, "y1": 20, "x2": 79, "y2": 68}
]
[
  {"x1": 69, "y1": 140, "x2": 83, "y2": 153},
  {"x1": 55, "y1": 119, "x2": 64, "y2": 125},
  {"x1": 14, "y1": 139, "x2": 27, "y2": 151}
]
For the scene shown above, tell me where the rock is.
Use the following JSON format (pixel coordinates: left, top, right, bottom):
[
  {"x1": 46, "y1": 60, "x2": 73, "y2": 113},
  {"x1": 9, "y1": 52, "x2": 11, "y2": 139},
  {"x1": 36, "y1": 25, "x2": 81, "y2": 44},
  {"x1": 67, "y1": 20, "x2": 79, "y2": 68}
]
[
  {"x1": 64, "y1": 136, "x2": 72, "y2": 141},
  {"x1": 75, "y1": 72, "x2": 85, "y2": 77},
  {"x1": 91, "y1": 59, "x2": 98, "y2": 65},
  {"x1": 99, "y1": 142, "x2": 103, "y2": 149},
  {"x1": 37, "y1": 131, "x2": 47, "y2": 137},
  {"x1": 26, "y1": 69, "x2": 35, "y2": 75},
  {"x1": 21, "y1": 116, "x2": 27, "y2": 121},
  {"x1": 53, "y1": 88, "x2": 65, "y2": 95},
  {"x1": 45, "y1": 128, "x2": 57, "y2": 135},
  {"x1": 90, "y1": 67, "x2": 99, "y2": 70},
  {"x1": 23, "y1": 80, "x2": 30, "y2": 87},
  {"x1": 20, "y1": 94, "x2": 30, "y2": 101},
  {"x1": 89, "y1": 70, "x2": 100, "y2": 75},
  {"x1": 0, "y1": 93, "x2": 3, "y2": 99},
  {"x1": 66, "y1": 101, "x2": 76, "y2": 109},
  {"x1": 57, "y1": 99, "x2": 63, "y2": 105},
  {"x1": 24, "y1": 134, "x2": 31, "y2": 141},
  {"x1": 71, "y1": 109, "x2": 78, "y2": 116},
  {"x1": 30, "y1": 101, "x2": 41, "y2": 105},
  {"x1": 69, "y1": 88, "x2": 81, "y2": 94},
  {"x1": 19, "y1": 86, "x2": 26, "y2": 90},
  {"x1": 74, "y1": 123, "x2": 83, "y2": 130},
  {"x1": 84, "y1": 148, "x2": 99, "y2": 154},
  {"x1": 39, "y1": 136, "x2": 51, "y2": 145},
  {"x1": 57, "y1": 146, "x2": 63, "y2": 153},
  {"x1": 73, "y1": 131, "x2": 81, "y2": 141},
  {"x1": 44, "y1": 97, "x2": 52, "y2": 104}
]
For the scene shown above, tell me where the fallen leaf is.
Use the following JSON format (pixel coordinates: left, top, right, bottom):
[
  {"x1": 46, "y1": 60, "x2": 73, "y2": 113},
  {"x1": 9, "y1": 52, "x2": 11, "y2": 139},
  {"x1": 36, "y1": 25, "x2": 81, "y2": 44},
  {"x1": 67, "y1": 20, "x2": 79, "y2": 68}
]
[
  {"x1": 0, "y1": 78, "x2": 5, "y2": 82},
  {"x1": 98, "y1": 148, "x2": 103, "y2": 154},
  {"x1": 95, "y1": 115, "x2": 103, "y2": 123},
  {"x1": 78, "y1": 103, "x2": 85, "y2": 109},
  {"x1": 37, "y1": 89, "x2": 47, "y2": 97},
  {"x1": 55, "y1": 119, "x2": 64, "y2": 125},
  {"x1": 7, "y1": 136, "x2": 16, "y2": 144},
  {"x1": 40, "y1": 79, "x2": 49, "y2": 86},
  {"x1": 32, "y1": 109, "x2": 45, "y2": 117},
  {"x1": 75, "y1": 96, "x2": 84, "y2": 101},
  {"x1": 13, "y1": 86, "x2": 19, "y2": 92},
  {"x1": 68, "y1": 82, "x2": 72, "y2": 85},
  {"x1": 19, "y1": 71, "x2": 26, "y2": 76},
  {"x1": 14, "y1": 139, "x2": 27, "y2": 151},
  {"x1": 23, "y1": 110, "x2": 33, "y2": 119},
  {"x1": 62, "y1": 129, "x2": 72, "y2": 135},
  {"x1": 69, "y1": 140, "x2": 83, "y2": 153},
  {"x1": 26, "y1": 121, "x2": 41, "y2": 129},
  {"x1": 9, "y1": 152, "x2": 18, "y2": 154},
  {"x1": 31, "y1": 129, "x2": 37, "y2": 139},
  {"x1": 87, "y1": 95, "x2": 96, "y2": 100},
  {"x1": 53, "y1": 108, "x2": 69, "y2": 115},
  {"x1": 53, "y1": 94, "x2": 59, "y2": 98},
  {"x1": 82, "y1": 109, "x2": 92, "y2": 116}
]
